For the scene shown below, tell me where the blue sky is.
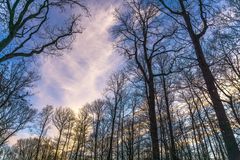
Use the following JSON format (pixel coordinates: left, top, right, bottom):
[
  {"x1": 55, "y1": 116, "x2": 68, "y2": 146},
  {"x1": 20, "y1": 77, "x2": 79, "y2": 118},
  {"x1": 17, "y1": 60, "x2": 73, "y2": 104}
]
[
  {"x1": 30, "y1": 0, "x2": 123, "y2": 112},
  {"x1": 9, "y1": 0, "x2": 123, "y2": 144}
]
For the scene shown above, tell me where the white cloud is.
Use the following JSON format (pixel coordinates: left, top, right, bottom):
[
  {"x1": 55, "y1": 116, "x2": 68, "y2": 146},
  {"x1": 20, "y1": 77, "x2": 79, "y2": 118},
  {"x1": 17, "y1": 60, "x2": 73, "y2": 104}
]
[
  {"x1": 32, "y1": 2, "x2": 122, "y2": 112},
  {"x1": 8, "y1": 1, "x2": 123, "y2": 145}
]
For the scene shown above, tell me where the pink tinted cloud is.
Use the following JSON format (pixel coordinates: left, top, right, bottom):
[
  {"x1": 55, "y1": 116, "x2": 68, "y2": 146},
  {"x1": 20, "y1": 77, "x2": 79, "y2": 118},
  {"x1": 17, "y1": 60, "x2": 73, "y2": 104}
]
[{"x1": 33, "y1": 2, "x2": 122, "y2": 111}]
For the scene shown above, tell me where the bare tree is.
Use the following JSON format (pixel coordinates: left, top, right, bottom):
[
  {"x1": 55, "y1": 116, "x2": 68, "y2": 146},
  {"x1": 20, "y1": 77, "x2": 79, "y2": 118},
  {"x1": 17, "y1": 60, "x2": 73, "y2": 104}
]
[
  {"x1": 72, "y1": 106, "x2": 91, "y2": 160},
  {"x1": 52, "y1": 107, "x2": 75, "y2": 160},
  {"x1": 0, "y1": 61, "x2": 37, "y2": 146},
  {"x1": 112, "y1": 1, "x2": 180, "y2": 159},
  {"x1": 87, "y1": 99, "x2": 106, "y2": 160},
  {"x1": 0, "y1": 0, "x2": 88, "y2": 63},
  {"x1": 12, "y1": 138, "x2": 39, "y2": 160},
  {"x1": 158, "y1": 0, "x2": 240, "y2": 159},
  {"x1": 35, "y1": 105, "x2": 54, "y2": 160},
  {"x1": 105, "y1": 72, "x2": 127, "y2": 160}
]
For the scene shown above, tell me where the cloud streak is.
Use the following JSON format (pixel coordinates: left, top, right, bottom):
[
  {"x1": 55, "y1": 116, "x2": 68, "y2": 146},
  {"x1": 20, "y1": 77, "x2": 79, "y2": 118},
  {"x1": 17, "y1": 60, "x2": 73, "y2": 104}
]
[
  {"x1": 32, "y1": 1, "x2": 121, "y2": 111},
  {"x1": 8, "y1": 0, "x2": 123, "y2": 145}
]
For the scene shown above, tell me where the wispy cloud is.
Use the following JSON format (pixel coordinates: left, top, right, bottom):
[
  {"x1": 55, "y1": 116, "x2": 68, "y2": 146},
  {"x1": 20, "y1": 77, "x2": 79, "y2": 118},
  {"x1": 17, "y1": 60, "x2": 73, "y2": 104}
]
[
  {"x1": 32, "y1": 1, "x2": 122, "y2": 111},
  {"x1": 8, "y1": 0, "x2": 122, "y2": 145}
]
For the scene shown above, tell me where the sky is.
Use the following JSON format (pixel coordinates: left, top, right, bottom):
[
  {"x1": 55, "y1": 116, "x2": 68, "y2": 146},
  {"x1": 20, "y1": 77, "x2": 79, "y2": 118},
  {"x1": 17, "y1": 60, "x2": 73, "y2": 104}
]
[
  {"x1": 31, "y1": 0, "x2": 122, "y2": 112},
  {"x1": 9, "y1": 0, "x2": 123, "y2": 144}
]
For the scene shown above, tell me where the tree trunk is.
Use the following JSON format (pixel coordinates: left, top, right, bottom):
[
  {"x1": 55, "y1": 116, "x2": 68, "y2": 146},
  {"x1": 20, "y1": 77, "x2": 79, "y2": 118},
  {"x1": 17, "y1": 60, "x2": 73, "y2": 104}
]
[
  {"x1": 54, "y1": 129, "x2": 63, "y2": 160},
  {"x1": 107, "y1": 103, "x2": 117, "y2": 160},
  {"x1": 94, "y1": 119, "x2": 100, "y2": 160},
  {"x1": 148, "y1": 79, "x2": 160, "y2": 160},
  {"x1": 35, "y1": 127, "x2": 44, "y2": 160},
  {"x1": 162, "y1": 75, "x2": 179, "y2": 160},
  {"x1": 181, "y1": 10, "x2": 240, "y2": 160}
]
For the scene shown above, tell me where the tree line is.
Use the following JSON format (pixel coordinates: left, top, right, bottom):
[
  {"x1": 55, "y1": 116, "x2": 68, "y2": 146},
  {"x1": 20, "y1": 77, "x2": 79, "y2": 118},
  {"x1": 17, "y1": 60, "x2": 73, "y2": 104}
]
[{"x1": 0, "y1": 0, "x2": 240, "y2": 160}]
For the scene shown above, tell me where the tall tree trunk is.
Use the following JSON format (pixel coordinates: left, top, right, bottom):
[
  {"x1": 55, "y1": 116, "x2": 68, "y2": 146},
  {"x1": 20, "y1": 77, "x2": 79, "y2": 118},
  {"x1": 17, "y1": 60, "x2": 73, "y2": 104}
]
[
  {"x1": 180, "y1": 6, "x2": 240, "y2": 159},
  {"x1": 177, "y1": 116, "x2": 192, "y2": 160},
  {"x1": 147, "y1": 73, "x2": 160, "y2": 160},
  {"x1": 35, "y1": 127, "x2": 44, "y2": 160},
  {"x1": 107, "y1": 103, "x2": 117, "y2": 160},
  {"x1": 121, "y1": 108, "x2": 124, "y2": 160},
  {"x1": 54, "y1": 129, "x2": 63, "y2": 160},
  {"x1": 137, "y1": 122, "x2": 141, "y2": 160},
  {"x1": 195, "y1": 88, "x2": 227, "y2": 159},
  {"x1": 60, "y1": 124, "x2": 71, "y2": 160},
  {"x1": 184, "y1": 98, "x2": 201, "y2": 160},
  {"x1": 161, "y1": 75, "x2": 178, "y2": 160},
  {"x1": 157, "y1": 100, "x2": 169, "y2": 160},
  {"x1": 69, "y1": 137, "x2": 76, "y2": 160},
  {"x1": 94, "y1": 118, "x2": 100, "y2": 160},
  {"x1": 116, "y1": 111, "x2": 121, "y2": 160},
  {"x1": 75, "y1": 130, "x2": 83, "y2": 160},
  {"x1": 130, "y1": 102, "x2": 135, "y2": 160}
]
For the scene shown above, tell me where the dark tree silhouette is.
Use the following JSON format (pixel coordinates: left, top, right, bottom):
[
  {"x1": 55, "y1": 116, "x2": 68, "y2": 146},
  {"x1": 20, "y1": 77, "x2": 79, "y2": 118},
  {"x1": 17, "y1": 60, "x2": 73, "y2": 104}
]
[{"x1": 0, "y1": 0, "x2": 88, "y2": 62}]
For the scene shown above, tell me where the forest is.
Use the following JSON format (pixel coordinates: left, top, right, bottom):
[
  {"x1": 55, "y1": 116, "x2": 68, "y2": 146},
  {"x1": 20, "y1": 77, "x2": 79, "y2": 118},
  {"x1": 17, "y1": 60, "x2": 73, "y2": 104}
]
[{"x1": 0, "y1": 0, "x2": 240, "y2": 160}]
